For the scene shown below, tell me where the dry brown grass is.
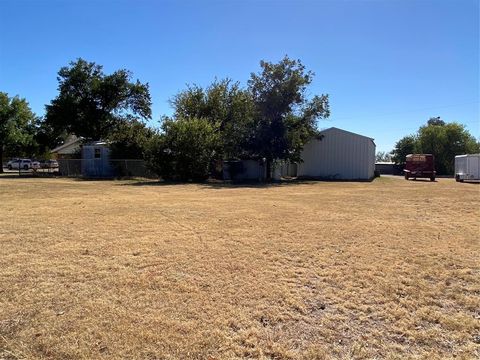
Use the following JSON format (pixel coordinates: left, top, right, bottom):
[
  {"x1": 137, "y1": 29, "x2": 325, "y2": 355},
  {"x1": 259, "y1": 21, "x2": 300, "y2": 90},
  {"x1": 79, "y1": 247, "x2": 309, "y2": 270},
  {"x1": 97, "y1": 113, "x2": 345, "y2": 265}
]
[{"x1": 0, "y1": 176, "x2": 479, "y2": 359}]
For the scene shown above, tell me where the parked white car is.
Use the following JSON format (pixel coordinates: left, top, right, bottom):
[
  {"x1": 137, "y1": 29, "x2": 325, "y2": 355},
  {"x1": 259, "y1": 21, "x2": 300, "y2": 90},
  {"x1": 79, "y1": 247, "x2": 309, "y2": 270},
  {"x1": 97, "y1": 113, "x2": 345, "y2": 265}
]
[
  {"x1": 40, "y1": 159, "x2": 59, "y2": 169},
  {"x1": 6, "y1": 159, "x2": 40, "y2": 170}
]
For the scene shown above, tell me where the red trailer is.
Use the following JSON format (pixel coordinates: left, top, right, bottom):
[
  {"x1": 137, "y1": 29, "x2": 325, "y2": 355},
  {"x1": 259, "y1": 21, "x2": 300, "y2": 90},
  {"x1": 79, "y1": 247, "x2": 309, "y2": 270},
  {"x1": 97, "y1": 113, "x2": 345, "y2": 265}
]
[{"x1": 404, "y1": 154, "x2": 436, "y2": 181}]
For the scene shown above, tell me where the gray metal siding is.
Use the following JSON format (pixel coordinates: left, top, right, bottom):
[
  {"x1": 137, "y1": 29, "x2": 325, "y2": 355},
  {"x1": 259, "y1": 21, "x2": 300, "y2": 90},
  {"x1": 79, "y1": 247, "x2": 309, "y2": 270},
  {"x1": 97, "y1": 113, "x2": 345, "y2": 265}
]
[{"x1": 298, "y1": 128, "x2": 375, "y2": 180}]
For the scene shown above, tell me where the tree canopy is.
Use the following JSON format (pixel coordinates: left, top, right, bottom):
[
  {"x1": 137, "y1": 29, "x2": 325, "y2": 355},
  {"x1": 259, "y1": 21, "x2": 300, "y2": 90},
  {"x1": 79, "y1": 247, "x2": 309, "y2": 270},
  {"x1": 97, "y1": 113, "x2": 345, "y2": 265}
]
[
  {"x1": 45, "y1": 59, "x2": 152, "y2": 141},
  {"x1": 107, "y1": 119, "x2": 155, "y2": 160},
  {"x1": 417, "y1": 121, "x2": 479, "y2": 174},
  {"x1": 390, "y1": 135, "x2": 418, "y2": 165},
  {"x1": 391, "y1": 118, "x2": 479, "y2": 174},
  {"x1": 0, "y1": 92, "x2": 37, "y2": 172},
  {"x1": 146, "y1": 118, "x2": 219, "y2": 181},
  {"x1": 156, "y1": 56, "x2": 330, "y2": 180},
  {"x1": 170, "y1": 79, "x2": 255, "y2": 159},
  {"x1": 247, "y1": 56, "x2": 330, "y2": 169}
]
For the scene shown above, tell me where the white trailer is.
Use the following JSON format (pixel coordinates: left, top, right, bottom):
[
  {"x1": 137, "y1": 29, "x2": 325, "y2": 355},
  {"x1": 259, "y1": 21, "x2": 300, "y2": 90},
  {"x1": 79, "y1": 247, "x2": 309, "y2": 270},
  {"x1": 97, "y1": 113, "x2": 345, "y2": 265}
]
[{"x1": 455, "y1": 154, "x2": 480, "y2": 182}]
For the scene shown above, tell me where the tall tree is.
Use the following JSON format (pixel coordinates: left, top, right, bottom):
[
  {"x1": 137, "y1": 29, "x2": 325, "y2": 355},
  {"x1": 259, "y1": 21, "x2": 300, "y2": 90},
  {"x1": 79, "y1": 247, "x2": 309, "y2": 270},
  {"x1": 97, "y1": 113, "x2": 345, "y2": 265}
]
[
  {"x1": 0, "y1": 92, "x2": 37, "y2": 172},
  {"x1": 417, "y1": 122, "x2": 479, "y2": 174},
  {"x1": 146, "y1": 118, "x2": 219, "y2": 181},
  {"x1": 247, "y1": 56, "x2": 330, "y2": 177},
  {"x1": 390, "y1": 135, "x2": 418, "y2": 165},
  {"x1": 107, "y1": 118, "x2": 155, "y2": 159},
  {"x1": 170, "y1": 79, "x2": 255, "y2": 159},
  {"x1": 391, "y1": 118, "x2": 479, "y2": 174},
  {"x1": 44, "y1": 59, "x2": 152, "y2": 140}
]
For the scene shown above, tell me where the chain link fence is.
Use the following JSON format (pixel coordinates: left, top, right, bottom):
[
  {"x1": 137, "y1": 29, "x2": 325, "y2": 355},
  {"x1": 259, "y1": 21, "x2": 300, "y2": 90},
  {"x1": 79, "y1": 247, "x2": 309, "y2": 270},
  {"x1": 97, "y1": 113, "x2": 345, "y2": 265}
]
[
  {"x1": 110, "y1": 159, "x2": 157, "y2": 179},
  {"x1": 2, "y1": 159, "x2": 157, "y2": 179},
  {"x1": 59, "y1": 159, "x2": 157, "y2": 178}
]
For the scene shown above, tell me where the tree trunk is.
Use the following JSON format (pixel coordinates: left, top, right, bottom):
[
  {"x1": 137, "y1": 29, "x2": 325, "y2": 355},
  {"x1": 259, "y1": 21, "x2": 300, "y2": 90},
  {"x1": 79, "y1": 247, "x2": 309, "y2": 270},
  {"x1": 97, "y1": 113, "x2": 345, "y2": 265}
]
[
  {"x1": 0, "y1": 145, "x2": 3, "y2": 173},
  {"x1": 265, "y1": 157, "x2": 272, "y2": 181}
]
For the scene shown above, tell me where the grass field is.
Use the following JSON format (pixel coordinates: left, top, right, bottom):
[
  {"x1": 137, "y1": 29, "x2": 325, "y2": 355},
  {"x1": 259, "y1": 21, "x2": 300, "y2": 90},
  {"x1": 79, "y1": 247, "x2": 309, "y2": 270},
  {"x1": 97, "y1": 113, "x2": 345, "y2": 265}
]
[{"x1": 0, "y1": 176, "x2": 479, "y2": 359}]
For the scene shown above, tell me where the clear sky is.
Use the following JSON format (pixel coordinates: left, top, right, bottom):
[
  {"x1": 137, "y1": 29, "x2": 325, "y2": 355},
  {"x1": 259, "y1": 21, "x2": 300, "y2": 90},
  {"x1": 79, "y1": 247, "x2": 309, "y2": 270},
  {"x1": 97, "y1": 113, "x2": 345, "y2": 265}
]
[{"x1": 1, "y1": 0, "x2": 478, "y2": 152}]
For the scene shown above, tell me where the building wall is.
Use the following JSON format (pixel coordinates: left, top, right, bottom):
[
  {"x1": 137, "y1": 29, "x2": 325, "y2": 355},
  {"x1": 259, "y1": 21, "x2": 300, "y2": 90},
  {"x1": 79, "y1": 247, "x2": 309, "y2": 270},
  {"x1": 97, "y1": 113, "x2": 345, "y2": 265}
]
[
  {"x1": 81, "y1": 145, "x2": 114, "y2": 178},
  {"x1": 297, "y1": 128, "x2": 375, "y2": 180},
  {"x1": 375, "y1": 163, "x2": 395, "y2": 175}
]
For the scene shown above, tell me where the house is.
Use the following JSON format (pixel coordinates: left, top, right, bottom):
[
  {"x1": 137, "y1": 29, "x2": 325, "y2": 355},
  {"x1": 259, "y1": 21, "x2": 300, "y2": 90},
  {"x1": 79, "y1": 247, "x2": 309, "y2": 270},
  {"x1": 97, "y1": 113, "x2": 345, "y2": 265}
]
[
  {"x1": 297, "y1": 127, "x2": 376, "y2": 180},
  {"x1": 50, "y1": 135, "x2": 82, "y2": 159},
  {"x1": 50, "y1": 137, "x2": 115, "y2": 178}
]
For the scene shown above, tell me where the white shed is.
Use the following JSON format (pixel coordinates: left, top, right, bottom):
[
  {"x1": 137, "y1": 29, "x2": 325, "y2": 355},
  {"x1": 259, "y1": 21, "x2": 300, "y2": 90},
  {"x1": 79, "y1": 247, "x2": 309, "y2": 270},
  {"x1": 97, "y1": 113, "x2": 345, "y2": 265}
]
[{"x1": 297, "y1": 127, "x2": 376, "y2": 180}]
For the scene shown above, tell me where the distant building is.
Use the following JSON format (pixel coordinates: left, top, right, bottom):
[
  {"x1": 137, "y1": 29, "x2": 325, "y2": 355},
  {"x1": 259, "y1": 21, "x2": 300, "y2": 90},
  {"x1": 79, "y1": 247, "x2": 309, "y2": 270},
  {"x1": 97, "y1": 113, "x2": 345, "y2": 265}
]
[
  {"x1": 50, "y1": 135, "x2": 82, "y2": 159},
  {"x1": 51, "y1": 137, "x2": 115, "y2": 178},
  {"x1": 375, "y1": 161, "x2": 402, "y2": 175}
]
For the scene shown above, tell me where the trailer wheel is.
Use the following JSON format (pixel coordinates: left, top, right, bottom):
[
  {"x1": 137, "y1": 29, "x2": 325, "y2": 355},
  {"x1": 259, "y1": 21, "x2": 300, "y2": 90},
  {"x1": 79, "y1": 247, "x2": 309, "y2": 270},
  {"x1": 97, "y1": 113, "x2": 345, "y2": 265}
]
[
  {"x1": 430, "y1": 177, "x2": 435, "y2": 181},
  {"x1": 404, "y1": 174, "x2": 409, "y2": 180}
]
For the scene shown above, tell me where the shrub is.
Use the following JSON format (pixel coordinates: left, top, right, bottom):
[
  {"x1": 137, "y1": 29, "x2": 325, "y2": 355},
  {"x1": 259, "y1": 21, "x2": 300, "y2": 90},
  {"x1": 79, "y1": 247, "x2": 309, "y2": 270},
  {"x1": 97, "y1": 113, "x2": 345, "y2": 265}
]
[{"x1": 146, "y1": 118, "x2": 219, "y2": 181}]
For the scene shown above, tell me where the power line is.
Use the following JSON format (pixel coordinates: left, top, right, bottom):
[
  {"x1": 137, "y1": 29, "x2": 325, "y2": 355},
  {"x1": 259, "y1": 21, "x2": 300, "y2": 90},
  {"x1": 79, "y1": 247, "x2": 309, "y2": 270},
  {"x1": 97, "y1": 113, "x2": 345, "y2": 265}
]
[{"x1": 329, "y1": 100, "x2": 480, "y2": 121}]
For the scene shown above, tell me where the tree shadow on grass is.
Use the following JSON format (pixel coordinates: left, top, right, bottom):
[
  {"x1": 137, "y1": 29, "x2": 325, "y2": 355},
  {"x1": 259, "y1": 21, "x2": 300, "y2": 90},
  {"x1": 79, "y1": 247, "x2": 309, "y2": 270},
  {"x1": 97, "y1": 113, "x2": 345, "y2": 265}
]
[
  {"x1": 119, "y1": 179, "x2": 301, "y2": 189},
  {"x1": 120, "y1": 177, "x2": 373, "y2": 189},
  {"x1": 0, "y1": 173, "x2": 58, "y2": 179}
]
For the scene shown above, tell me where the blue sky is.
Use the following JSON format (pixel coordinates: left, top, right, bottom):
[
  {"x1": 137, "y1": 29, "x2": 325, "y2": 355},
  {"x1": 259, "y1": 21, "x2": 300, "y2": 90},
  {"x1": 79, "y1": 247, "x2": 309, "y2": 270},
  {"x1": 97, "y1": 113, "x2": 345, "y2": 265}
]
[{"x1": 0, "y1": 0, "x2": 478, "y2": 152}]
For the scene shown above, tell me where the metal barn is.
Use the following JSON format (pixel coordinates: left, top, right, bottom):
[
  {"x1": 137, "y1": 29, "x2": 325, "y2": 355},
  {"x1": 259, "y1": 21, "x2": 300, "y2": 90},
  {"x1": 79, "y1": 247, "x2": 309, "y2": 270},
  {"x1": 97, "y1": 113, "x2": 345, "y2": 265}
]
[{"x1": 297, "y1": 127, "x2": 376, "y2": 180}]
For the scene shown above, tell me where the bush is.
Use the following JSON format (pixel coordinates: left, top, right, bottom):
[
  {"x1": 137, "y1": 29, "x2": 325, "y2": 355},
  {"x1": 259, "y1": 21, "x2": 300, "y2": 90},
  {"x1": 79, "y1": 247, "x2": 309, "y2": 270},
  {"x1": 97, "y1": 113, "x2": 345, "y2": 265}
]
[
  {"x1": 146, "y1": 118, "x2": 219, "y2": 181},
  {"x1": 108, "y1": 120, "x2": 154, "y2": 160}
]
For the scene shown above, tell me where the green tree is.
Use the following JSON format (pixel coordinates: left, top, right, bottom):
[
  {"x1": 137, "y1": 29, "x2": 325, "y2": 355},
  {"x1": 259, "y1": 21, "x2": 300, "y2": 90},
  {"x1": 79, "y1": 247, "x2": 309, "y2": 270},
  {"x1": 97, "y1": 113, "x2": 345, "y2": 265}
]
[
  {"x1": 417, "y1": 122, "x2": 479, "y2": 174},
  {"x1": 391, "y1": 119, "x2": 479, "y2": 174},
  {"x1": 390, "y1": 135, "x2": 418, "y2": 165},
  {"x1": 0, "y1": 92, "x2": 37, "y2": 172},
  {"x1": 108, "y1": 118, "x2": 155, "y2": 160},
  {"x1": 146, "y1": 118, "x2": 219, "y2": 181},
  {"x1": 32, "y1": 118, "x2": 66, "y2": 158},
  {"x1": 170, "y1": 79, "x2": 255, "y2": 159},
  {"x1": 247, "y1": 56, "x2": 330, "y2": 177},
  {"x1": 44, "y1": 58, "x2": 152, "y2": 140}
]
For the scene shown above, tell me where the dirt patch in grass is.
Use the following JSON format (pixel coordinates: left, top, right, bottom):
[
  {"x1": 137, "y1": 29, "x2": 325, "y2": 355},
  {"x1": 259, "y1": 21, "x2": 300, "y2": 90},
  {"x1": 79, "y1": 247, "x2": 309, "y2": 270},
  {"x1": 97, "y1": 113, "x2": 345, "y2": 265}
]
[{"x1": 0, "y1": 176, "x2": 479, "y2": 359}]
